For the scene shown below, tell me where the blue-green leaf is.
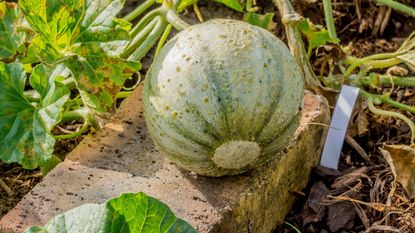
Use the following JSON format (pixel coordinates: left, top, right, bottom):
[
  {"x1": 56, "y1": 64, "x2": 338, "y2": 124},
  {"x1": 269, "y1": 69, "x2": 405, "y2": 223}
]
[
  {"x1": 0, "y1": 62, "x2": 69, "y2": 169},
  {"x1": 23, "y1": 192, "x2": 197, "y2": 233},
  {"x1": 0, "y1": 2, "x2": 34, "y2": 62},
  {"x1": 19, "y1": 0, "x2": 140, "y2": 115}
]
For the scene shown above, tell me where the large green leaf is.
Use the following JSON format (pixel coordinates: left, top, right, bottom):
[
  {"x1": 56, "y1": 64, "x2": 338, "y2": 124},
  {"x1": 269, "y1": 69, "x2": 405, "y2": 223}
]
[
  {"x1": 19, "y1": 0, "x2": 140, "y2": 115},
  {"x1": 213, "y1": 0, "x2": 244, "y2": 12},
  {"x1": 244, "y1": 12, "x2": 275, "y2": 31},
  {"x1": 0, "y1": 62, "x2": 69, "y2": 169},
  {"x1": 297, "y1": 18, "x2": 340, "y2": 58},
  {"x1": 23, "y1": 192, "x2": 197, "y2": 233},
  {"x1": 0, "y1": 2, "x2": 33, "y2": 62}
]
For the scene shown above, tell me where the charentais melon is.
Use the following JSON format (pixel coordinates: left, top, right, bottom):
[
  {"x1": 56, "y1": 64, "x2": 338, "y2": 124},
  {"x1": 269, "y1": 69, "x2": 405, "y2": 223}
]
[{"x1": 143, "y1": 19, "x2": 303, "y2": 176}]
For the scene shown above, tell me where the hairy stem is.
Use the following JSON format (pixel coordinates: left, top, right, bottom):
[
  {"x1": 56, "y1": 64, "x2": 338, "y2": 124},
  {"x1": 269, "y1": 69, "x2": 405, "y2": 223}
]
[
  {"x1": 129, "y1": 8, "x2": 162, "y2": 37},
  {"x1": 366, "y1": 96, "x2": 415, "y2": 144},
  {"x1": 123, "y1": 18, "x2": 158, "y2": 58},
  {"x1": 128, "y1": 17, "x2": 168, "y2": 61},
  {"x1": 61, "y1": 108, "x2": 89, "y2": 122},
  {"x1": 360, "y1": 89, "x2": 415, "y2": 113},
  {"x1": 116, "y1": 91, "x2": 132, "y2": 99},
  {"x1": 273, "y1": 0, "x2": 322, "y2": 92},
  {"x1": 357, "y1": 74, "x2": 415, "y2": 87},
  {"x1": 155, "y1": 24, "x2": 173, "y2": 57},
  {"x1": 323, "y1": 0, "x2": 338, "y2": 39},
  {"x1": 123, "y1": 0, "x2": 156, "y2": 21},
  {"x1": 374, "y1": 0, "x2": 415, "y2": 17},
  {"x1": 165, "y1": 9, "x2": 191, "y2": 30},
  {"x1": 344, "y1": 55, "x2": 403, "y2": 77}
]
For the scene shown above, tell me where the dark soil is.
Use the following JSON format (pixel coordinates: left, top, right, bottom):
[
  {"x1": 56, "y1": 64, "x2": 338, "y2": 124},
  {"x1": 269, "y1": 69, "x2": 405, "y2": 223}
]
[{"x1": 2, "y1": 1, "x2": 415, "y2": 232}]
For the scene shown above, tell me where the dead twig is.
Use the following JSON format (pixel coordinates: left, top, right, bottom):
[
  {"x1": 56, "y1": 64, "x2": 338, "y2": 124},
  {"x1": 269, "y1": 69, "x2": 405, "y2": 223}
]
[
  {"x1": 345, "y1": 135, "x2": 372, "y2": 163},
  {"x1": 0, "y1": 178, "x2": 13, "y2": 197}
]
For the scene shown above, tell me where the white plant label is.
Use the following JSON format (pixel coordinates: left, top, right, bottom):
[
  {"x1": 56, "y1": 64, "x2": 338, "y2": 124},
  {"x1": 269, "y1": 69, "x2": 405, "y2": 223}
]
[{"x1": 320, "y1": 85, "x2": 360, "y2": 169}]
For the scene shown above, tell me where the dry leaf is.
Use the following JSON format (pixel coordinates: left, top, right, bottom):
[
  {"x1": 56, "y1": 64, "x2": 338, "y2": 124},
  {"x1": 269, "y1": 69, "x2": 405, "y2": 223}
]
[{"x1": 380, "y1": 145, "x2": 415, "y2": 197}]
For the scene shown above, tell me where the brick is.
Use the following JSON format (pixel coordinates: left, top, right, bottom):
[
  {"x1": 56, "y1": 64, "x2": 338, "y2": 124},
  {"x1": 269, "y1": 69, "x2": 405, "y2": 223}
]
[{"x1": 0, "y1": 85, "x2": 329, "y2": 233}]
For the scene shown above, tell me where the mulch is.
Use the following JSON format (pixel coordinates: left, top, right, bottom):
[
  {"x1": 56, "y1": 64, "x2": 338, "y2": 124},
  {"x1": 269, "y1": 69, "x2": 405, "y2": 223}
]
[{"x1": 2, "y1": 1, "x2": 415, "y2": 232}]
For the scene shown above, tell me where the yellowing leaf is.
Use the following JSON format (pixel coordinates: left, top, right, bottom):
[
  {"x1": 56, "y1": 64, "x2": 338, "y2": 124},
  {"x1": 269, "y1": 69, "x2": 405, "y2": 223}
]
[{"x1": 380, "y1": 144, "x2": 415, "y2": 198}]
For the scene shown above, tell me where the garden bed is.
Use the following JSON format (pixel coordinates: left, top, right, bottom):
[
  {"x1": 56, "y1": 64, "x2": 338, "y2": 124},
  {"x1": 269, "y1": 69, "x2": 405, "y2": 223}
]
[{"x1": 2, "y1": 0, "x2": 415, "y2": 232}]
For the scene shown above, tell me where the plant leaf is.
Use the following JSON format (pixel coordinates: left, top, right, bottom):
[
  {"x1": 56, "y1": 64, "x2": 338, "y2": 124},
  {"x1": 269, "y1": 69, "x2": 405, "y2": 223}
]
[
  {"x1": 177, "y1": 0, "x2": 198, "y2": 12},
  {"x1": 244, "y1": 12, "x2": 275, "y2": 31},
  {"x1": 381, "y1": 145, "x2": 415, "y2": 198},
  {"x1": 0, "y1": 62, "x2": 69, "y2": 169},
  {"x1": 397, "y1": 50, "x2": 415, "y2": 71},
  {"x1": 19, "y1": 0, "x2": 140, "y2": 116},
  {"x1": 213, "y1": 0, "x2": 244, "y2": 12},
  {"x1": 297, "y1": 18, "x2": 340, "y2": 58},
  {"x1": 0, "y1": 2, "x2": 34, "y2": 62},
  {"x1": 23, "y1": 192, "x2": 197, "y2": 233}
]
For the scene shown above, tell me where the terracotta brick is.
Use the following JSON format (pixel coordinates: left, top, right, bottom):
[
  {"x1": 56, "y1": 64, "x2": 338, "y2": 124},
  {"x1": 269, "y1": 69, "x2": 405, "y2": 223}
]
[{"x1": 0, "y1": 85, "x2": 329, "y2": 233}]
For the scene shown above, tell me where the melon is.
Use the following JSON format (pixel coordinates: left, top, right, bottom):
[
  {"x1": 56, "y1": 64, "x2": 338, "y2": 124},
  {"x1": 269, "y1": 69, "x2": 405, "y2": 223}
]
[{"x1": 143, "y1": 19, "x2": 303, "y2": 176}]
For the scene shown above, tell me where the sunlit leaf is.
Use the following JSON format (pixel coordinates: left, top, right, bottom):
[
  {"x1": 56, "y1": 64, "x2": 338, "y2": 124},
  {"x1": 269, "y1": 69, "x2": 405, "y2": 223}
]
[
  {"x1": 23, "y1": 192, "x2": 197, "y2": 233},
  {"x1": 244, "y1": 12, "x2": 275, "y2": 31},
  {"x1": 19, "y1": 0, "x2": 140, "y2": 116},
  {"x1": 297, "y1": 18, "x2": 340, "y2": 58},
  {"x1": 0, "y1": 2, "x2": 34, "y2": 62},
  {"x1": 0, "y1": 62, "x2": 69, "y2": 169}
]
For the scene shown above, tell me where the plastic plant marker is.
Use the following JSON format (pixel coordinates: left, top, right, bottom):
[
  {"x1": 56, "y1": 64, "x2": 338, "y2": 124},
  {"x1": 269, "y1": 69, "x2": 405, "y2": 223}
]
[{"x1": 320, "y1": 85, "x2": 360, "y2": 169}]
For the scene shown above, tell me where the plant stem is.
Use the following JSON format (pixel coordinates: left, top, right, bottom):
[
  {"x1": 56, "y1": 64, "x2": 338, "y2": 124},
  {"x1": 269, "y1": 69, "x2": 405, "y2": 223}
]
[
  {"x1": 374, "y1": 0, "x2": 415, "y2": 17},
  {"x1": 357, "y1": 74, "x2": 415, "y2": 87},
  {"x1": 272, "y1": 0, "x2": 322, "y2": 92},
  {"x1": 116, "y1": 91, "x2": 132, "y2": 99},
  {"x1": 155, "y1": 24, "x2": 173, "y2": 57},
  {"x1": 54, "y1": 119, "x2": 90, "y2": 140},
  {"x1": 366, "y1": 96, "x2": 415, "y2": 144},
  {"x1": 165, "y1": 9, "x2": 191, "y2": 30},
  {"x1": 123, "y1": 18, "x2": 158, "y2": 58},
  {"x1": 323, "y1": 0, "x2": 338, "y2": 39},
  {"x1": 61, "y1": 108, "x2": 89, "y2": 122},
  {"x1": 366, "y1": 58, "x2": 402, "y2": 69},
  {"x1": 344, "y1": 54, "x2": 402, "y2": 77},
  {"x1": 129, "y1": 8, "x2": 162, "y2": 37},
  {"x1": 360, "y1": 89, "x2": 415, "y2": 113},
  {"x1": 123, "y1": 0, "x2": 156, "y2": 22},
  {"x1": 128, "y1": 17, "x2": 168, "y2": 61},
  {"x1": 193, "y1": 3, "x2": 204, "y2": 22}
]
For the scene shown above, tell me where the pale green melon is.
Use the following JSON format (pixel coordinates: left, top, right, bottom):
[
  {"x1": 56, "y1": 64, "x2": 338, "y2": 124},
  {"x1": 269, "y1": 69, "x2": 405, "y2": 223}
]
[{"x1": 143, "y1": 19, "x2": 303, "y2": 176}]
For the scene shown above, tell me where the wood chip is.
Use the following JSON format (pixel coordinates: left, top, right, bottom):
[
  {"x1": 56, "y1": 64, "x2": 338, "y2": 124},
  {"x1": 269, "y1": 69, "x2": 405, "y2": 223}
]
[{"x1": 0, "y1": 178, "x2": 13, "y2": 197}]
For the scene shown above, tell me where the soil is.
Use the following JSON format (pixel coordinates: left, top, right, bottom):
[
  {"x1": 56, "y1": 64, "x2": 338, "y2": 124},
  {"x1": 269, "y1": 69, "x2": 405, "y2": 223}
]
[{"x1": 2, "y1": 0, "x2": 415, "y2": 232}]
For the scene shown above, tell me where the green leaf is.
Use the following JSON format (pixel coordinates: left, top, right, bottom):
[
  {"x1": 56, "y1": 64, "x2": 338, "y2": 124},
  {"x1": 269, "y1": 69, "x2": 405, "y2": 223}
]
[
  {"x1": 0, "y1": 62, "x2": 69, "y2": 169},
  {"x1": 244, "y1": 12, "x2": 275, "y2": 30},
  {"x1": 397, "y1": 50, "x2": 415, "y2": 70},
  {"x1": 297, "y1": 18, "x2": 340, "y2": 58},
  {"x1": 213, "y1": 0, "x2": 244, "y2": 12},
  {"x1": 177, "y1": 0, "x2": 198, "y2": 12},
  {"x1": 0, "y1": 2, "x2": 34, "y2": 62},
  {"x1": 19, "y1": 0, "x2": 141, "y2": 115},
  {"x1": 23, "y1": 192, "x2": 197, "y2": 233}
]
